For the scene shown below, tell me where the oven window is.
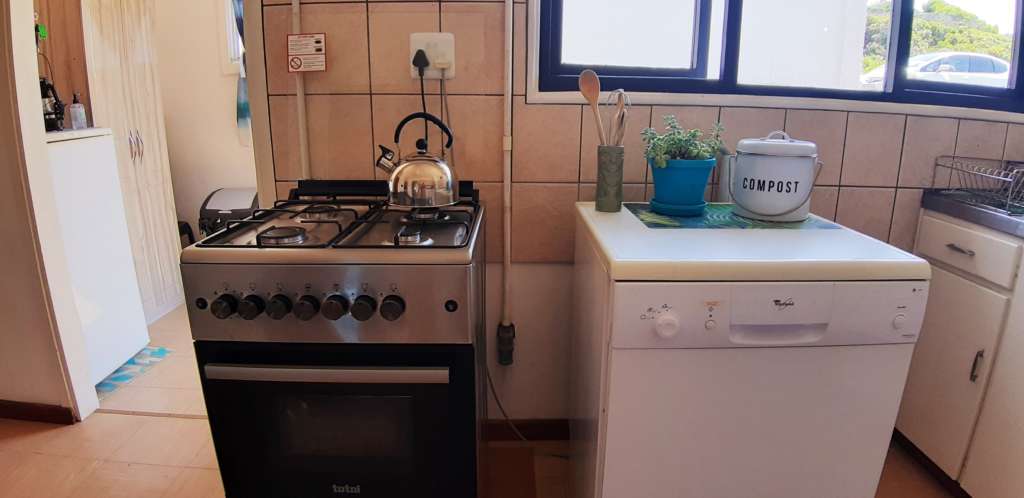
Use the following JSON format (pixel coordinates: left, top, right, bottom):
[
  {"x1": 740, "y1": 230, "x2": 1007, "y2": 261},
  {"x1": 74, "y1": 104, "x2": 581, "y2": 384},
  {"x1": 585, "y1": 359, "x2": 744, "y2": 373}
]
[{"x1": 278, "y1": 395, "x2": 414, "y2": 460}]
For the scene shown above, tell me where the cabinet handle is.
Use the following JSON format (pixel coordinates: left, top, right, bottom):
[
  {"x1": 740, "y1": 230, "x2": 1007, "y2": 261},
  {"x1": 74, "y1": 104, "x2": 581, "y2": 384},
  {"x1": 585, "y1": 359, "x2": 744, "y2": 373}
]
[
  {"x1": 970, "y1": 349, "x2": 985, "y2": 383},
  {"x1": 946, "y1": 243, "x2": 976, "y2": 257}
]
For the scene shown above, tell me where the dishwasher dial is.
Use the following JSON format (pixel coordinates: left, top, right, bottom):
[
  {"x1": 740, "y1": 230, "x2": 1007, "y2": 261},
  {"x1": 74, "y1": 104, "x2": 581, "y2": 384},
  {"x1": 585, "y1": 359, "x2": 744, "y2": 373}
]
[
  {"x1": 655, "y1": 315, "x2": 680, "y2": 338},
  {"x1": 892, "y1": 313, "x2": 907, "y2": 330}
]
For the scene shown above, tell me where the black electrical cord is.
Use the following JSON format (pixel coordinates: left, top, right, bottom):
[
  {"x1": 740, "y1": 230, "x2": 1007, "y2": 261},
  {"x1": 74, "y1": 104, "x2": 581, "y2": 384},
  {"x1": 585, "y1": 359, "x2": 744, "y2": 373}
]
[{"x1": 419, "y1": 73, "x2": 428, "y2": 145}]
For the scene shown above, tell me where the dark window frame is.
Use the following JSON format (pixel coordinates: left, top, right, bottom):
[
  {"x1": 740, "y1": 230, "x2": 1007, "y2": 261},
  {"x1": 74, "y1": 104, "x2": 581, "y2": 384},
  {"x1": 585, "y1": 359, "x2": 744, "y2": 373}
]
[{"x1": 538, "y1": 0, "x2": 1024, "y2": 114}]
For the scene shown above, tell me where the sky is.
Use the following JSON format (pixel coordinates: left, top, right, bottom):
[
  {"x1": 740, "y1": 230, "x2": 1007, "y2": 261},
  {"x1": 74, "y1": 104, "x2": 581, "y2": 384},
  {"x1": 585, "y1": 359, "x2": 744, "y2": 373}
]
[{"x1": 913, "y1": 0, "x2": 1018, "y2": 35}]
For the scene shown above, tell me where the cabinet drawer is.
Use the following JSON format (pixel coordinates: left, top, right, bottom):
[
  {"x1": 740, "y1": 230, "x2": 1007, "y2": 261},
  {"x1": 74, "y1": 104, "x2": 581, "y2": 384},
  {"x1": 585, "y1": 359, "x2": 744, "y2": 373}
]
[{"x1": 916, "y1": 214, "x2": 1021, "y2": 289}]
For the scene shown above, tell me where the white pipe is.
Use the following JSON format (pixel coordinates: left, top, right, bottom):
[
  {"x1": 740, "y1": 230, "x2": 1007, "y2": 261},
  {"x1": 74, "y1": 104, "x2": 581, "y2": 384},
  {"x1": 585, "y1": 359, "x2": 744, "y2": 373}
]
[
  {"x1": 292, "y1": 0, "x2": 311, "y2": 179},
  {"x1": 500, "y1": 0, "x2": 514, "y2": 326}
]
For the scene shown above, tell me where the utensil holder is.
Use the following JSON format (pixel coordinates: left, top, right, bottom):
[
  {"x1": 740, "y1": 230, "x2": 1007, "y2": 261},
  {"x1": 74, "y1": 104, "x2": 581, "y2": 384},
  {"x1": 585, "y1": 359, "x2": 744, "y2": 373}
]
[{"x1": 596, "y1": 145, "x2": 624, "y2": 212}]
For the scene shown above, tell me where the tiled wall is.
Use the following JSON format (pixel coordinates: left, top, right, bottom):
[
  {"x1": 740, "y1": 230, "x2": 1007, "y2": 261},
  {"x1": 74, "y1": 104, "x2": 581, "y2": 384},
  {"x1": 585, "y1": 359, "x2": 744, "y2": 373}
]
[{"x1": 262, "y1": 1, "x2": 1023, "y2": 264}]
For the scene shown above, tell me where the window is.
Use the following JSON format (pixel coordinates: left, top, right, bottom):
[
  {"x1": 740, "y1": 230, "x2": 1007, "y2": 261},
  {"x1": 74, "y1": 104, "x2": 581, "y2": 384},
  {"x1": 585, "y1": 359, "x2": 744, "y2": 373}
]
[{"x1": 539, "y1": 0, "x2": 1024, "y2": 113}]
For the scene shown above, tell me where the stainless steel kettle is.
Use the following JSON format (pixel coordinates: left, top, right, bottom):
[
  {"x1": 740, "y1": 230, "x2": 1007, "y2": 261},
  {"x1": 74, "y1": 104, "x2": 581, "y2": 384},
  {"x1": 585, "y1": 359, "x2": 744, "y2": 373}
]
[{"x1": 375, "y1": 112, "x2": 457, "y2": 208}]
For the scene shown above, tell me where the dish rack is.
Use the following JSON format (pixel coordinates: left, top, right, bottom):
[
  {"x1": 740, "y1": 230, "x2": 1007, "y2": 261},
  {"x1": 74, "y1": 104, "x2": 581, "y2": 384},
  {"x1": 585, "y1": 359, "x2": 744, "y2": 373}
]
[{"x1": 933, "y1": 156, "x2": 1024, "y2": 215}]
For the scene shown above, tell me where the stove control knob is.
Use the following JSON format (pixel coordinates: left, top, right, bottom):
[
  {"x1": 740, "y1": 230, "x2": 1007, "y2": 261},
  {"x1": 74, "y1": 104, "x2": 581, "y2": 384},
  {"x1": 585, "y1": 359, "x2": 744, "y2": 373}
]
[
  {"x1": 322, "y1": 295, "x2": 350, "y2": 321},
  {"x1": 267, "y1": 294, "x2": 293, "y2": 320},
  {"x1": 210, "y1": 294, "x2": 238, "y2": 319},
  {"x1": 294, "y1": 295, "x2": 321, "y2": 321},
  {"x1": 380, "y1": 295, "x2": 406, "y2": 322},
  {"x1": 238, "y1": 295, "x2": 266, "y2": 320},
  {"x1": 351, "y1": 295, "x2": 378, "y2": 322}
]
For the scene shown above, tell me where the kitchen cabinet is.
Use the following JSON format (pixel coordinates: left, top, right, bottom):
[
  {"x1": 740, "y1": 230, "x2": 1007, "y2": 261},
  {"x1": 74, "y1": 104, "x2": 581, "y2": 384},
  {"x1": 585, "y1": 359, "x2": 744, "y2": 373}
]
[
  {"x1": 81, "y1": 0, "x2": 183, "y2": 322},
  {"x1": 895, "y1": 266, "x2": 1008, "y2": 478},
  {"x1": 898, "y1": 209, "x2": 1024, "y2": 496}
]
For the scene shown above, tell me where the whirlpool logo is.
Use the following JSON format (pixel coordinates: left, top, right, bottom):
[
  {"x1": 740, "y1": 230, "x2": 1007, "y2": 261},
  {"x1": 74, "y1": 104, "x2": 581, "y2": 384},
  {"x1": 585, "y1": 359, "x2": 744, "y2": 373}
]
[
  {"x1": 773, "y1": 298, "x2": 795, "y2": 310},
  {"x1": 332, "y1": 484, "x2": 361, "y2": 495}
]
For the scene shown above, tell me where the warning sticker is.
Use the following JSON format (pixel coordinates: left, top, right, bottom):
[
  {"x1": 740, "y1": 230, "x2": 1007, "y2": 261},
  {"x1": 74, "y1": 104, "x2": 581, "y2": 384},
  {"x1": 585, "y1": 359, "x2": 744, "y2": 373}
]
[{"x1": 287, "y1": 33, "x2": 326, "y2": 73}]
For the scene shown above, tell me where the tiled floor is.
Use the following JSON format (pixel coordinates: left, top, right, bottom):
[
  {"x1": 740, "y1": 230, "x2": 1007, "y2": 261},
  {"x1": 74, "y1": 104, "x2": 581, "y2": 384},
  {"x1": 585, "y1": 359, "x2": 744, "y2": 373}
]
[
  {"x1": 98, "y1": 307, "x2": 205, "y2": 418},
  {"x1": 9, "y1": 305, "x2": 949, "y2": 497}
]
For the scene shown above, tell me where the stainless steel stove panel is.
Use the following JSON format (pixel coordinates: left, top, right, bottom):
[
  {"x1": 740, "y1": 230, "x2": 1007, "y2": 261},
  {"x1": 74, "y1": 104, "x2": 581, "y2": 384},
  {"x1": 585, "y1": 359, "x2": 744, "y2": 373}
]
[{"x1": 182, "y1": 264, "x2": 480, "y2": 344}]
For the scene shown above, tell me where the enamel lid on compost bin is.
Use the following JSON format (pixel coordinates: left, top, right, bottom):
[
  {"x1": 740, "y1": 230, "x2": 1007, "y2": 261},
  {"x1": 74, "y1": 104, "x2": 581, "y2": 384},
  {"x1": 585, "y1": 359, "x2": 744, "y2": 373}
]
[{"x1": 736, "y1": 131, "x2": 818, "y2": 157}]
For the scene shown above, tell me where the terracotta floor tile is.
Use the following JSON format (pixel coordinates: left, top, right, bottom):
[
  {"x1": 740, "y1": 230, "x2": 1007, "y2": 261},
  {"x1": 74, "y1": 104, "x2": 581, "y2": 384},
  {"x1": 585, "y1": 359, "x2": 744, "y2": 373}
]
[
  {"x1": 131, "y1": 356, "x2": 200, "y2": 390},
  {"x1": 162, "y1": 468, "x2": 224, "y2": 498},
  {"x1": 71, "y1": 461, "x2": 181, "y2": 498},
  {"x1": 99, "y1": 386, "x2": 205, "y2": 417},
  {"x1": 32, "y1": 413, "x2": 146, "y2": 460},
  {"x1": 0, "y1": 450, "x2": 100, "y2": 498},
  {"x1": 107, "y1": 417, "x2": 212, "y2": 467}
]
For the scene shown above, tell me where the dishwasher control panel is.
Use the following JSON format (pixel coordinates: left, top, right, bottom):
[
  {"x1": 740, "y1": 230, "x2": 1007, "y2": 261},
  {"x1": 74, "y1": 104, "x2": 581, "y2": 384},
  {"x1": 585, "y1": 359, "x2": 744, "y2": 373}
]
[{"x1": 612, "y1": 281, "x2": 929, "y2": 349}]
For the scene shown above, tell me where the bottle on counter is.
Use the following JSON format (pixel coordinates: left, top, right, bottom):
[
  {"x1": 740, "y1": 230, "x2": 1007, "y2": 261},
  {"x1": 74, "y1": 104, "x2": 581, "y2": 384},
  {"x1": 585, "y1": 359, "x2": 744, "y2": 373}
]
[{"x1": 69, "y1": 93, "x2": 87, "y2": 130}]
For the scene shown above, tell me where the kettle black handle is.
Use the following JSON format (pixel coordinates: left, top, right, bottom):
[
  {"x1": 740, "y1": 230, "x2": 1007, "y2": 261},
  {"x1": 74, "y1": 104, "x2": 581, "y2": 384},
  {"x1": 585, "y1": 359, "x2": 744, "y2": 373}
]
[{"x1": 394, "y1": 112, "x2": 454, "y2": 149}]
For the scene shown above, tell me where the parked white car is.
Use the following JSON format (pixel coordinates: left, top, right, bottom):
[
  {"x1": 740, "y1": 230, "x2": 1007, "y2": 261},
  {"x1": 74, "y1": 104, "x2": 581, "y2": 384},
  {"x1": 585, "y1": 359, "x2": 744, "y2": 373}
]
[{"x1": 860, "y1": 52, "x2": 1010, "y2": 90}]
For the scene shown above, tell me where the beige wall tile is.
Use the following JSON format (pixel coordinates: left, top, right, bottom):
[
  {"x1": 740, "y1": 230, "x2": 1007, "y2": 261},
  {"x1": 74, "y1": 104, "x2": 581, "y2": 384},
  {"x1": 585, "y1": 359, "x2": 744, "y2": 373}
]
[
  {"x1": 476, "y1": 182, "x2": 504, "y2": 262},
  {"x1": 371, "y1": 94, "x2": 444, "y2": 178},
  {"x1": 810, "y1": 186, "x2": 839, "y2": 221},
  {"x1": 580, "y1": 106, "x2": 651, "y2": 183},
  {"x1": 513, "y1": 3, "x2": 526, "y2": 96},
  {"x1": 718, "y1": 107, "x2": 785, "y2": 153},
  {"x1": 368, "y1": 3, "x2": 440, "y2": 94},
  {"x1": 512, "y1": 98, "x2": 582, "y2": 182},
  {"x1": 579, "y1": 183, "x2": 646, "y2": 202},
  {"x1": 511, "y1": 183, "x2": 579, "y2": 262},
  {"x1": 898, "y1": 116, "x2": 957, "y2": 187},
  {"x1": 785, "y1": 110, "x2": 847, "y2": 185},
  {"x1": 889, "y1": 189, "x2": 924, "y2": 252},
  {"x1": 651, "y1": 106, "x2": 721, "y2": 135},
  {"x1": 1003, "y1": 123, "x2": 1024, "y2": 161},
  {"x1": 447, "y1": 96, "x2": 504, "y2": 182},
  {"x1": 270, "y1": 95, "x2": 374, "y2": 180},
  {"x1": 836, "y1": 187, "x2": 896, "y2": 242},
  {"x1": 441, "y1": 3, "x2": 504, "y2": 94},
  {"x1": 263, "y1": 4, "x2": 369, "y2": 95},
  {"x1": 956, "y1": 119, "x2": 1008, "y2": 160},
  {"x1": 840, "y1": 113, "x2": 905, "y2": 187}
]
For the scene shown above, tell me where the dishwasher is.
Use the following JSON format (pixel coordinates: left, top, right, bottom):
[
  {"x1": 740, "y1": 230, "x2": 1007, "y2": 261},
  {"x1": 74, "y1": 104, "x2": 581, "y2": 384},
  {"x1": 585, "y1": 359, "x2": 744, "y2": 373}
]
[{"x1": 571, "y1": 202, "x2": 931, "y2": 498}]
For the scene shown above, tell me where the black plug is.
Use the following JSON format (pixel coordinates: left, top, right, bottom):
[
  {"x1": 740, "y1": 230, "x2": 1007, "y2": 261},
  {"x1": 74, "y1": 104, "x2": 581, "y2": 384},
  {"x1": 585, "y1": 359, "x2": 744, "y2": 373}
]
[{"x1": 412, "y1": 49, "x2": 430, "y2": 77}]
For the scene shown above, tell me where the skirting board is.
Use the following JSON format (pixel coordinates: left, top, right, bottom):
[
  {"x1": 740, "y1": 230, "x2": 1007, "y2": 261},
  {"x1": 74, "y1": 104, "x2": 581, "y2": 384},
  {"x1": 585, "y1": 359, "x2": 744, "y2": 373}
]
[
  {"x1": 892, "y1": 430, "x2": 971, "y2": 498},
  {"x1": 486, "y1": 419, "x2": 569, "y2": 441},
  {"x1": 0, "y1": 399, "x2": 75, "y2": 425}
]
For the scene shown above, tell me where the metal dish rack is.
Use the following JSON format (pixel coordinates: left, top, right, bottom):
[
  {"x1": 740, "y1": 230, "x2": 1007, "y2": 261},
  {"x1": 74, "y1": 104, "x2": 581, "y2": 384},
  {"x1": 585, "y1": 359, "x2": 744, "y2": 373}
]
[{"x1": 933, "y1": 156, "x2": 1024, "y2": 215}]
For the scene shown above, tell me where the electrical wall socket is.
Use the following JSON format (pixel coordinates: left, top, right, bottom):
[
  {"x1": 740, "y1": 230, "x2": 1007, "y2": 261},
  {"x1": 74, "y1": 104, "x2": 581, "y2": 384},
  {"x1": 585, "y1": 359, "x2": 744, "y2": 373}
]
[{"x1": 410, "y1": 32, "x2": 455, "y2": 80}]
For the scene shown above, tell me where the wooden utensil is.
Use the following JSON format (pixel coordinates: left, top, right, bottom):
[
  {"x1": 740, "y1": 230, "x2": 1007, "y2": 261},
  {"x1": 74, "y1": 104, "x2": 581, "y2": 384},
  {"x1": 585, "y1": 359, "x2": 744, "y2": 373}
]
[
  {"x1": 611, "y1": 91, "x2": 627, "y2": 146},
  {"x1": 579, "y1": 70, "x2": 606, "y2": 146}
]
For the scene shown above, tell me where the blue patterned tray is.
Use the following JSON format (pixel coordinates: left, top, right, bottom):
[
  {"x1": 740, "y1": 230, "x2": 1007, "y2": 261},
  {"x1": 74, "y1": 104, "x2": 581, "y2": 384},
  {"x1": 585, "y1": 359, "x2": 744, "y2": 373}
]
[{"x1": 626, "y1": 203, "x2": 840, "y2": 230}]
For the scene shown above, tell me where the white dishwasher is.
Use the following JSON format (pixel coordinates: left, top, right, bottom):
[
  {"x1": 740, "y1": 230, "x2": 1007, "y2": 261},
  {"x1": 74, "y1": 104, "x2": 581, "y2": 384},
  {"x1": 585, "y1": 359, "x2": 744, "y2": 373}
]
[{"x1": 571, "y1": 203, "x2": 931, "y2": 498}]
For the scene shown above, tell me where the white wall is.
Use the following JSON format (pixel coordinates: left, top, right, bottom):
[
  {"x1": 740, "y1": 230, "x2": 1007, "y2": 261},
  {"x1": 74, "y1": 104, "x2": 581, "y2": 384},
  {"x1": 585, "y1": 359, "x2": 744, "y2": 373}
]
[
  {"x1": 154, "y1": 0, "x2": 256, "y2": 234},
  {"x1": 0, "y1": 0, "x2": 77, "y2": 411}
]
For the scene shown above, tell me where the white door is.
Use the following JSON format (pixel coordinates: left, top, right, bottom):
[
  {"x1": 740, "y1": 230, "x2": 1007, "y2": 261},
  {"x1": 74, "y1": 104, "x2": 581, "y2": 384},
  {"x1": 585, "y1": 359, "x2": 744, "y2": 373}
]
[
  {"x1": 602, "y1": 345, "x2": 915, "y2": 498},
  {"x1": 896, "y1": 267, "x2": 1009, "y2": 479}
]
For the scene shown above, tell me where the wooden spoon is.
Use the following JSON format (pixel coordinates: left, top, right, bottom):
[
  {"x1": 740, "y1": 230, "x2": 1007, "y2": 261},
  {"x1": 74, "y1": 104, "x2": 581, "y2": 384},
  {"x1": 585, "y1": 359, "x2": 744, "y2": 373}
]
[
  {"x1": 578, "y1": 70, "x2": 606, "y2": 146},
  {"x1": 611, "y1": 91, "x2": 627, "y2": 145}
]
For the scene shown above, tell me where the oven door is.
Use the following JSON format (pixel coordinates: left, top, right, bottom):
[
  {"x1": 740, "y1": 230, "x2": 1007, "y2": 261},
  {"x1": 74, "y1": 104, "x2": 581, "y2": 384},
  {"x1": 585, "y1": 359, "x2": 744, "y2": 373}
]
[{"x1": 197, "y1": 342, "x2": 477, "y2": 498}]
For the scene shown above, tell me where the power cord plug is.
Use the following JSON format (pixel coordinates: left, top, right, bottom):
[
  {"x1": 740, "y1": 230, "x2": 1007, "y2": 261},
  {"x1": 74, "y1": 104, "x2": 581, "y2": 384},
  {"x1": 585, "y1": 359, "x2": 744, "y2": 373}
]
[{"x1": 412, "y1": 49, "x2": 430, "y2": 146}]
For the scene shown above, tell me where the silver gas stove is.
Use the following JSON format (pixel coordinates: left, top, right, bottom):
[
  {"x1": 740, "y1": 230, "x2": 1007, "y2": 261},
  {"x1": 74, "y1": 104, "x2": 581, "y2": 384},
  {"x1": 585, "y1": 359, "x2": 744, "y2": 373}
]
[{"x1": 180, "y1": 181, "x2": 485, "y2": 344}]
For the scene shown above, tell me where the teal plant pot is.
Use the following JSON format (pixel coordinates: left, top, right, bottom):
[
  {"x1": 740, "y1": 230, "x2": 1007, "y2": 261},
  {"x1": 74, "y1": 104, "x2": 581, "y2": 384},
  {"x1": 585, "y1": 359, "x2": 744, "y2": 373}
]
[{"x1": 649, "y1": 157, "x2": 716, "y2": 216}]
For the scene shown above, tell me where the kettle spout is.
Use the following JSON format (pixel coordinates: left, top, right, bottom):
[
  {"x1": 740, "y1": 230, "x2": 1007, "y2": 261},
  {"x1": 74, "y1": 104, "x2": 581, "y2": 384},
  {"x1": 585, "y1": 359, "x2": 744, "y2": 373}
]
[{"x1": 375, "y1": 145, "x2": 396, "y2": 174}]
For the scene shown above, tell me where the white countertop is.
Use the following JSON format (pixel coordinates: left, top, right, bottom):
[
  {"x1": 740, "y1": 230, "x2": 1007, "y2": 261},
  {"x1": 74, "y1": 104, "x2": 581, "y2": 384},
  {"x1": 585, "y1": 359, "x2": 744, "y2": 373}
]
[
  {"x1": 576, "y1": 202, "x2": 931, "y2": 282},
  {"x1": 45, "y1": 128, "x2": 112, "y2": 143}
]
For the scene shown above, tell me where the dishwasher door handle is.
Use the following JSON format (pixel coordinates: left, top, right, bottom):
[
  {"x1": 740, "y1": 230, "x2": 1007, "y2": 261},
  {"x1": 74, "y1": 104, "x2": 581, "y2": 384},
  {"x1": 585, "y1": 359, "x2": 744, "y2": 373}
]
[
  {"x1": 728, "y1": 323, "x2": 829, "y2": 346},
  {"x1": 204, "y1": 364, "x2": 450, "y2": 384}
]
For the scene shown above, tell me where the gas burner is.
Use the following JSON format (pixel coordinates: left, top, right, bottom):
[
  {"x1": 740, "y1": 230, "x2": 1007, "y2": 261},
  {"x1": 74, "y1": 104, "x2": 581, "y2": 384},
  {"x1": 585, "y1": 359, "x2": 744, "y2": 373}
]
[
  {"x1": 299, "y1": 204, "x2": 340, "y2": 220},
  {"x1": 403, "y1": 208, "x2": 450, "y2": 223},
  {"x1": 391, "y1": 227, "x2": 435, "y2": 246},
  {"x1": 258, "y1": 226, "x2": 308, "y2": 246}
]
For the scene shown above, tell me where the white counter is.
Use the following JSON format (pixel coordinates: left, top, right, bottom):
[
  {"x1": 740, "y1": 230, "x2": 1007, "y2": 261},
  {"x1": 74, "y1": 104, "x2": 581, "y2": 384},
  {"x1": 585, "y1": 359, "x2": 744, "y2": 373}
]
[{"x1": 575, "y1": 202, "x2": 931, "y2": 282}]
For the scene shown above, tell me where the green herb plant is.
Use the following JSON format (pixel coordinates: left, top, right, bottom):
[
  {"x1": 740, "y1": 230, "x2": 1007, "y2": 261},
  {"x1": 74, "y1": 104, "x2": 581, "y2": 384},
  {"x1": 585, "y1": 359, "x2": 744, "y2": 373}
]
[{"x1": 641, "y1": 115, "x2": 724, "y2": 167}]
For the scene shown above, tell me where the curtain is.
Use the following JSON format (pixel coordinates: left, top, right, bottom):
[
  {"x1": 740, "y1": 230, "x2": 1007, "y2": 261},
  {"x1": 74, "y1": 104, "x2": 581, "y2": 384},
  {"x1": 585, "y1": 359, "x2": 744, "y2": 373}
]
[{"x1": 232, "y1": 0, "x2": 250, "y2": 131}]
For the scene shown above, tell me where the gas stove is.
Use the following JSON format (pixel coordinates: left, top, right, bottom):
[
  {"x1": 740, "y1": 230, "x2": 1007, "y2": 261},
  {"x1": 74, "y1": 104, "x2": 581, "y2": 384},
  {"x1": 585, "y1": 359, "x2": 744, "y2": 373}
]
[{"x1": 182, "y1": 181, "x2": 486, "y2": 497}]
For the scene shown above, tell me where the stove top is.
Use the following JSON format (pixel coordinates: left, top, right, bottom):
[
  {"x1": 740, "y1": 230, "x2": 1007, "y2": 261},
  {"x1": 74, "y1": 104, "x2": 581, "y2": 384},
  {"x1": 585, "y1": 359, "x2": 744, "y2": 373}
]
[{"x1": 182, "y1": 180, "x2": 484, "y2": 265}]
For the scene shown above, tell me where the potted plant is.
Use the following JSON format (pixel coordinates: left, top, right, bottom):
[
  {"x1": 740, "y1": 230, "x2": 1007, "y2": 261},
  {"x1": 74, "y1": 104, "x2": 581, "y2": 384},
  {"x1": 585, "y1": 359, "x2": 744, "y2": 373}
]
[{"x1": 642, "y1": 115, "x2": 724, "y2": 216}]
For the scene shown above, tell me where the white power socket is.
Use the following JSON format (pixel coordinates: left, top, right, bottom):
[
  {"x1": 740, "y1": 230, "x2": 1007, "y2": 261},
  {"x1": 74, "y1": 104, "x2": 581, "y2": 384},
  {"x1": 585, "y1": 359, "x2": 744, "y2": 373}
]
[{"x1": 410, "y1": 32, "x2": 455, "y2": 80}]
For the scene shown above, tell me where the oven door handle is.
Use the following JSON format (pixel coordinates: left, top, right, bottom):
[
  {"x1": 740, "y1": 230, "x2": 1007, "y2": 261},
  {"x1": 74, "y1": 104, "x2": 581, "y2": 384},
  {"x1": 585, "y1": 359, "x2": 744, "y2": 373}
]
[{"x1": 204, "y1": 364, "x2": 450, "y2": 385}]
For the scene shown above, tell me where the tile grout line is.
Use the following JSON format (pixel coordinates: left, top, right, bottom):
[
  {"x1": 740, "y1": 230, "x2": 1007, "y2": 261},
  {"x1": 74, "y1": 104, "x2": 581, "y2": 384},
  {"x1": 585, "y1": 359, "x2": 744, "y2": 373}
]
[{"x1": 887, "y1": 115, "x2": 910, "y2": 242}]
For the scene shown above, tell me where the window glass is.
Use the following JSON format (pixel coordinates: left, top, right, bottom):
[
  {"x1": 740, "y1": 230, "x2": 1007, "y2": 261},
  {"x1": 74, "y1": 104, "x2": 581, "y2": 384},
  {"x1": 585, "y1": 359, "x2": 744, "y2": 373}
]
[
  {"x1": 738, "y1": 0, "x2": 892, "y2": 91},
  {"x1": 906, "y1": 0, "x2": 1015, "y2": 88},
  {"x1": 561, "y1": 0, "x2": 698, "y2": 69}
]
